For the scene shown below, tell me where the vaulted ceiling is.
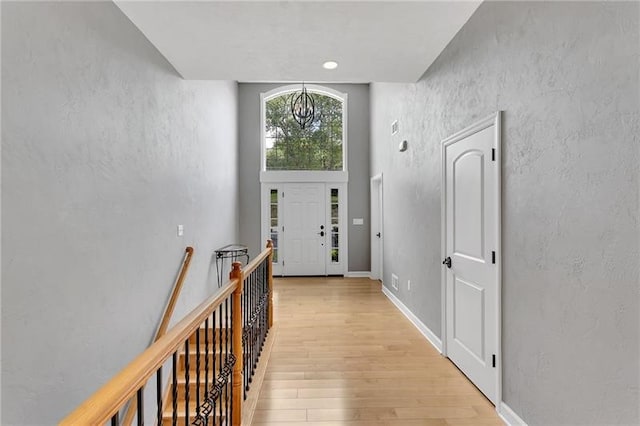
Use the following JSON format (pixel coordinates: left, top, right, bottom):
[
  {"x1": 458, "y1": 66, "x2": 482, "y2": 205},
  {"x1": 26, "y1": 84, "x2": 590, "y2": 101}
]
[{"x1": 115, "y1": 1, "x2": 481, "y2": 83}]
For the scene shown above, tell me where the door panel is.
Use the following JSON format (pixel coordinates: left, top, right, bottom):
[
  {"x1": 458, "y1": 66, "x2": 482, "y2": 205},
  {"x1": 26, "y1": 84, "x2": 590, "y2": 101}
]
[
  {"x1": 444, "y1": 123, "x2": 498, "y2": 404},
  {"x1": 453, "y1": 277, "x2": 485, "y2": 362},
  {"x1": 453, "y1": 152, "x2": 485, "y2": 261}
]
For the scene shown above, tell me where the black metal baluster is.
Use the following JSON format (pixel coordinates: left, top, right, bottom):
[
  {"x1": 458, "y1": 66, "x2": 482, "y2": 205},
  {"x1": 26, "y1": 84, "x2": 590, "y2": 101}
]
[
  {"x1": 243, "y1": 276, "x2": 248, "y2": 397},
  {"x1": 204, "y1": 317, "x2": 209, "y2": 426},
  {"x1": 224, "y1": 297, "x2": 229, "y2": 425},
  {"x1": 172, "y1": 352, "x2": 178, "y2": 426},
  {"x1": 258, "y1": 266, "x2": 262, "y2": 362},
  {"x1": 156, "y1": 368, "x2": 163, "y2": 426},
  {"x1": 249, "y1": 273, "x2": 254, "y2": 387},
  {"x1": 196, "y1": 327, "x2": 201, "y2": 422},
  {"x1": 229, "y1": 296, "x2": 234, "y2": 426},
  {"x1": 253, "y1": 270, "x2": 258, "y2": 377},
  {"x1": 212, "y1": 310, "x2": 217, "y2": 425},
  {"x1": 184, "y1": 340, "x2": 190, "y2": 426},
  {"x1": 218, "y1": 304, "x2": 223, "y2": 424},
  {"x1": 111, "y1": 412, "x2": 119, "y2": 426},
  {"x1": 136, "y1": 387, "x2": 144, "y2": 426}
]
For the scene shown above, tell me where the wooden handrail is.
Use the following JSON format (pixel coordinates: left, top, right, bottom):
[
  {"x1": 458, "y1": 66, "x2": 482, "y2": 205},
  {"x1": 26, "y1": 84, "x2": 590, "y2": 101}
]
[
  {"x1": 122, "y1": 246, "x2": 194, "y2": 426},
  {"x1": 155, "y1": 246, "x2": 195, "y2": 340},
  {"x1": 60, "y1": 279, "x2": 238, "y2": 425}
]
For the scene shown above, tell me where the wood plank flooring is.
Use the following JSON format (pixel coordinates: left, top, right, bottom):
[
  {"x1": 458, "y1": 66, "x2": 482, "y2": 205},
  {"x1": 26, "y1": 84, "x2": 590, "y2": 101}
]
[{"x1": 251, "y1": 277, "x2": 503, "y2": 426}]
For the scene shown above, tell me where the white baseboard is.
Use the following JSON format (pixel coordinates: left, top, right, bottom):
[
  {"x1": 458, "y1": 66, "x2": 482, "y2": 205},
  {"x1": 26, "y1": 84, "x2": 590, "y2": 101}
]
[
  {"x1": 345, "y1": 271, "x2": 371, "y2": 278},
  {"x1": 381, "y1": 285, "x2": 442, "y2": 352},
  {"x1": 498, "y1": 402, "x2": 527, "y2": 426}
]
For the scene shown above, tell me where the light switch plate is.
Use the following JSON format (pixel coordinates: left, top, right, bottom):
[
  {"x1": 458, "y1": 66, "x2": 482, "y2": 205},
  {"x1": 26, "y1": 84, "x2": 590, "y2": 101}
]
[
  {"x1": 177, "y1": 225, "x2": 184, "y2": 236},
  {"x1": 353, "y1": 218, "x2": 364, "y2": 225}
]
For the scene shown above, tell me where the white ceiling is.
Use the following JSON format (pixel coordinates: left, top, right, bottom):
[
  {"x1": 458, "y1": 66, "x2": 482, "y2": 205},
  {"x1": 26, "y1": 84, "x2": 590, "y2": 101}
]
[{"x1": 115, "y1": 1, "x2": 481, "y2": 83}]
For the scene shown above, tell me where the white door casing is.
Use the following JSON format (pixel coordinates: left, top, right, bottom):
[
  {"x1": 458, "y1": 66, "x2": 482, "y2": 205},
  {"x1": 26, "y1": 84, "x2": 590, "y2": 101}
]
[
  {"x1": 370, "y1": 174, "x2": 384, "y2": 281},
  {"x1": 441, "y1": 112, "x2": 502, "y2": 405}
]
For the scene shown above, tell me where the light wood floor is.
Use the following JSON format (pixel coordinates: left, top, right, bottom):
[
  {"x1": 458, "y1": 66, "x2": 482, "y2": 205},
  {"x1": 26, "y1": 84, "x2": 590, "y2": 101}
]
[{"x1": 251, "y1": 277, "x2": 504, "y2": 426}]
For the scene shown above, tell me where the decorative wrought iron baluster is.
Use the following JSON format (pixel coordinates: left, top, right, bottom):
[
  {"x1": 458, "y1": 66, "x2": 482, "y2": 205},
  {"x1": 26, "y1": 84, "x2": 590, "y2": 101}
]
[
  {"x1": 184, "y1": 340, "x2": 190, "y2": 425},
  {"x1": 225, "y1": 297, "x2": 230, "y2": 425},
  {"x1": 218, "y1": 304, "x2": 223, "y2": 424},
  {"x1": 136, "y1": 387, "x2": 144, "y2": 426},
  {"x1": 196, "y1": 327, "x2": 201, "y2": 422},
  {"x1": 227, "y1": 303, "x2": 232, "y2": 424},
  {"x1": 156, "y1": 368, "x2": 162, "y2": 426},
  {"x1": 211, "y1": 307, "x2": 220, "y2": 425},
  {"x1": 243, "y1": 276, "x2": 249, "y2": 396},
  {"x1": 250, "y1": 272, "x2": 254, "y2": 385},
  {"x1": 172, "y1": 352, "x2": 178, "y2": 426},
  {"x1": 204, "y1": 317, "x2": 209, "y2": 426},
  {"x1": 253, "y1": 270, "x2": 258, "y2": 374}
]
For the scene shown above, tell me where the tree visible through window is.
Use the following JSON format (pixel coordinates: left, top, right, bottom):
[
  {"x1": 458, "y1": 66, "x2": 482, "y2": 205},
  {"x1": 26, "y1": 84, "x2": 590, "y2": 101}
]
[{"x1": 265, "y1": 91, "x2": 343, "y2": 171}]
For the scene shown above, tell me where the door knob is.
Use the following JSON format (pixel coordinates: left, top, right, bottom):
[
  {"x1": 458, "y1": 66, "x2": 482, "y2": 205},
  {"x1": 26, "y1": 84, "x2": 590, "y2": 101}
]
[
  {"x1": 442, "y1": 257, "x2": 452, "y2": 268},
  {"x1": 318, "y1": 231, "x2": 325, "y2": 237},
  {"x1": 376, "y1": 232, "x2": 381, "y2": 238}
]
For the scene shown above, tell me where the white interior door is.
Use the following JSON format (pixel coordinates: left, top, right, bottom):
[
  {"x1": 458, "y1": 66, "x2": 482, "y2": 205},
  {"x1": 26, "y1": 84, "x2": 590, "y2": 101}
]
[
  {"x1": 442, "y1": 113, "x2": 501, "y2": 404},
  {"x1": 370, "y1": 174, "x2": 383, "y2": 281},
  {"x1": 282, "y1": 183, "x2": 326, "y2": 276}
]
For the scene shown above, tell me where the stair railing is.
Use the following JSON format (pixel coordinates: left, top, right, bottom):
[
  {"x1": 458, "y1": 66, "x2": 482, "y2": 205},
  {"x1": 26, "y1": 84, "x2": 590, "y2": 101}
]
[
  {"x1": 122, "y1": 246, "x2": 194, "y2": 426},
  {"x1": 60, "y1": 242, "x2": 273, "y2": 426},
  {"x1": 241, "y1": 240, "x2": 274, "y2": 399}
]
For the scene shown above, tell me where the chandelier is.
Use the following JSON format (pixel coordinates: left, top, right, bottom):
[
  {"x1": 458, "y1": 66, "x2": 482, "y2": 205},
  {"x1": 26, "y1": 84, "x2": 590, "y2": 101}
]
[{"x1": 290, "y1": 83, "x2": 315, "y2": 129}]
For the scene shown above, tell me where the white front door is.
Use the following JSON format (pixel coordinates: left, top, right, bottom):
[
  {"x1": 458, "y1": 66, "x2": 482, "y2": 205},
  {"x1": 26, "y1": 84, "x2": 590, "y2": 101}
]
[
  {"x1": 442, "y1": 113, "x2": 501, "y2": 404},
  {"x1": 262, "y1": 182, "x2": 347, "y2": 276},
  {"x1": 282, "y1": 183, "x2": 326, "y2": 276}
]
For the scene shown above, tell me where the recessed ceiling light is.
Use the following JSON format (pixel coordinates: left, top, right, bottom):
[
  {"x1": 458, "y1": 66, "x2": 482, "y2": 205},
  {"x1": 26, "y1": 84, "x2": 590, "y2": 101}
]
[{"x1": 323, "y1": 61, "x2": 338, "y2": 70}]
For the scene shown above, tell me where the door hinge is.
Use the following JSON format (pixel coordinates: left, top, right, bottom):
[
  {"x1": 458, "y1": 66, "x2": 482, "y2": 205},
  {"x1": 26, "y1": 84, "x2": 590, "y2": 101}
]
[
  {"x1": 492, "y1": 354, "x2": 496, "y2": 368},
  {"x1": 491, "y1": 148, "x2": 496, "y2": 161},
  {"x1": 491, "y1": 251, "x2": 496, "y2": 264},
  {"x1": 282, "y1": 226, "x2": 285, "y2": 232},
  {"x1": 282, "y1": 260, "x2": 285, "y2": 266},
  {"x1": 282, "y1": 192, "x2": 285, "y2": 197}
]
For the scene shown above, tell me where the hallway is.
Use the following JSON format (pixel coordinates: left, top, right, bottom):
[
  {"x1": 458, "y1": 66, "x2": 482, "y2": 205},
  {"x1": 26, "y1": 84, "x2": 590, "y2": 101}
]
[{"x1": 252, "y1": 277, "x2": 503, "y2": 425}]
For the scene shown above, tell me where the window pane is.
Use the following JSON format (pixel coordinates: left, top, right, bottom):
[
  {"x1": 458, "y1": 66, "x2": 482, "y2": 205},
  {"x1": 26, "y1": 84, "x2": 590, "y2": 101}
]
[
  {"x1": 270, "y1": 189, "x2": 278, "y2": 203},
  {"x1": 332, "y1": 233, "x2": 339, "y2": 248},
  {"x1": 265, "y1": 93, "x2": 343, "y2": 171},
  {"x1": 331, "y1": 204, "x2": 338, "y2": 218},
  {"x1": 331, "y1": 249, "x2": 339, "y2": 263},
  {"x1": 331, "y1": 188, "x2": 339, "y2": 203}
]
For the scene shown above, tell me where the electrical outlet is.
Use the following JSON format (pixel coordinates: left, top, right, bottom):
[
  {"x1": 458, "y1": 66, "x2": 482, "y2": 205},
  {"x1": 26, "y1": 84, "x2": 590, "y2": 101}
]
[
  {"x1": 392, "y1": 274, "x2": 399, "y2": 290},
  {"x1": 408, "y1": 280, "x2": 411, "y2": 291}
]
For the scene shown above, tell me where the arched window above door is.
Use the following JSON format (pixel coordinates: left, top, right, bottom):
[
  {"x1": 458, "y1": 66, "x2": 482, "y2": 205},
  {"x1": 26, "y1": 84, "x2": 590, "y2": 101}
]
[{"x1": 261, "y1": 85, "x2": 347, "y2": 173}]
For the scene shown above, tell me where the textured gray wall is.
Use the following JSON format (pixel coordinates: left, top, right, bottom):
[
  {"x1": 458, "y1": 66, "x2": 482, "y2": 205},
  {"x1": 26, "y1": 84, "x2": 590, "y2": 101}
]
[
  {"x1": 370, "y1": 2, "x2": 639, "y2": 425},
  {"x1": 1, "y1": 2, "x2": 239, "y2": 424},
  {"x1": 238, "y1": 83, "x2": 370, "y2": 272}
]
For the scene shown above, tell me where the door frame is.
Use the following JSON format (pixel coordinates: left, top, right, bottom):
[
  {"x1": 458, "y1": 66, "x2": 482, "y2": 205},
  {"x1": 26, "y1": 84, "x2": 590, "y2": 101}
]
[
  {"x1": 440, "y1": 111, "x2": 502, "y2": 405},
  {"x1": 370, "y1": 173, "x2": 384, "y2": 281},
  {"x1": 260, "y1": 181, "x2": 348, "y2": 276}
]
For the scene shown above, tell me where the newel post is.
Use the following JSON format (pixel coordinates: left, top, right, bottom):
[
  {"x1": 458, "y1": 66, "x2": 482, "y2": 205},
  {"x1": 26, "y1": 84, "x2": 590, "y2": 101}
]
[
  {"x1": 230, "y1": 261, "x2": 243, "y2": 426},
  {"x1": 266, "y1": 240, "x2": 274, "y2": 328}
]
